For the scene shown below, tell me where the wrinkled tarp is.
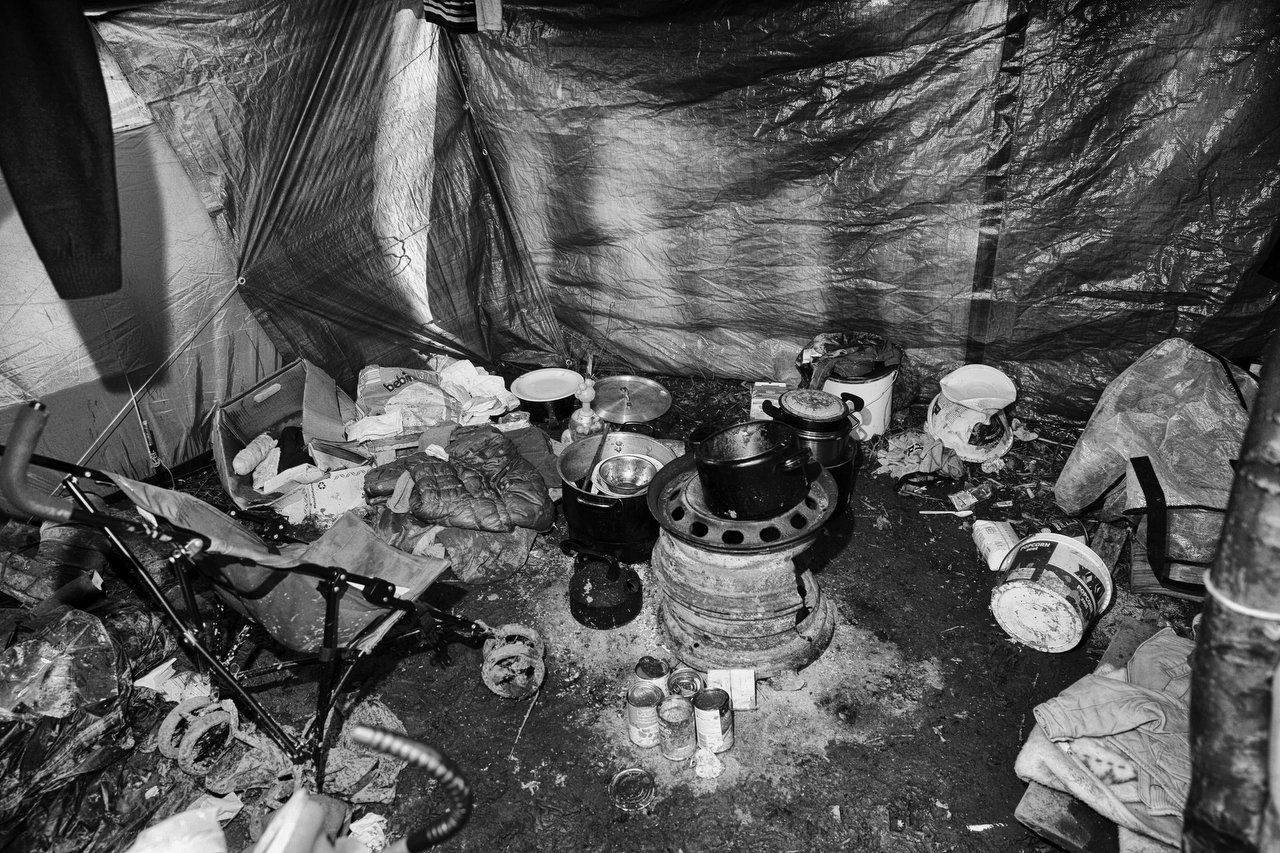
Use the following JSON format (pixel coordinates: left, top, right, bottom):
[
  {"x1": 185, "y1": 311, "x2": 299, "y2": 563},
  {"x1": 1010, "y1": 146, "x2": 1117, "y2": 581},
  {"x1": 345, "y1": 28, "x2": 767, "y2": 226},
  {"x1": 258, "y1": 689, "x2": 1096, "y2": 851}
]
[
  {"x1": 95, "y1": 0, "x2": 567, "y2": 391},
  {"x1": 0, "y1": 113, "x2": 279, "y2": 492},
  {"x1": 454, "y1": 0, "x2": 1280, "y2": 418}
]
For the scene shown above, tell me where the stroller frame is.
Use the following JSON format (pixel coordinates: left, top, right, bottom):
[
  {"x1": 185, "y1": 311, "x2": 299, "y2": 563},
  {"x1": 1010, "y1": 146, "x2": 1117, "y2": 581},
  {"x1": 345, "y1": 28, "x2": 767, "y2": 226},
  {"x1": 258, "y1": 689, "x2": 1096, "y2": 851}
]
[{"x1": 0, "y1": 402, "x2": 481, "y2": 791}]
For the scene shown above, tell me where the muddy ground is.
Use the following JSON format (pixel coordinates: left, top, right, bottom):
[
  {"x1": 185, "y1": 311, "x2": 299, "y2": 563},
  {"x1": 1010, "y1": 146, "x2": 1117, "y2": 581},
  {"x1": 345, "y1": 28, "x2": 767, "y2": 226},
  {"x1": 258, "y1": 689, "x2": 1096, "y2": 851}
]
[{"x1": 0, "y1": 376, "x2": 1196, "y2": 852}]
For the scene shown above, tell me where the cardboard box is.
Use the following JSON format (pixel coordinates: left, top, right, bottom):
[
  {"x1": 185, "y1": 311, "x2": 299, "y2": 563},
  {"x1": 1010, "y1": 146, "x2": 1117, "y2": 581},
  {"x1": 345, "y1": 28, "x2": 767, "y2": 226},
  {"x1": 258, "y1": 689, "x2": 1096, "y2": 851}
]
[
  {"x1": 272, "y1": 466, "x2": 369, "y2": 525},
  {"x1": 211, "y1": 360, "x2": 361, "y2": 509}
]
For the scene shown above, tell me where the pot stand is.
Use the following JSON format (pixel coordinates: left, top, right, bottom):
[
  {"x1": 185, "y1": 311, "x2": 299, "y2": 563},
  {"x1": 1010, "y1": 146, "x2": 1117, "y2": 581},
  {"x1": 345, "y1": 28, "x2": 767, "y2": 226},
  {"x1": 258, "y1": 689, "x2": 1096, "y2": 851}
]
[{"x1": 563, "y1": 540, "x2": 643, "y2": 629}]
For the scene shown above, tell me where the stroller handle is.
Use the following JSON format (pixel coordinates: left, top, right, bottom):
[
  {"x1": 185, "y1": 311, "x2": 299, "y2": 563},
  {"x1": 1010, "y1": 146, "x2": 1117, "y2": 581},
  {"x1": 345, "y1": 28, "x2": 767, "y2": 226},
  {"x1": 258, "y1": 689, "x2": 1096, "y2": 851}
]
[
  {"x1": 1, "y1": 402, "x2": 80, "y2": 524},
  {"x1": 351, "y1": 726, "x2": 473, "y2": 851}
]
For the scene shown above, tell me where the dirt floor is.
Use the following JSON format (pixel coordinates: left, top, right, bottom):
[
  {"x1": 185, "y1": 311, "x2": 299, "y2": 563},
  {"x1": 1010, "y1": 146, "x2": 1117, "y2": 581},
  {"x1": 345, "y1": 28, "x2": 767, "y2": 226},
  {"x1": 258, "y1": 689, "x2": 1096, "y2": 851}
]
[{"x1": 0, "y1": 375, "x2": 1197, "y2": 852}]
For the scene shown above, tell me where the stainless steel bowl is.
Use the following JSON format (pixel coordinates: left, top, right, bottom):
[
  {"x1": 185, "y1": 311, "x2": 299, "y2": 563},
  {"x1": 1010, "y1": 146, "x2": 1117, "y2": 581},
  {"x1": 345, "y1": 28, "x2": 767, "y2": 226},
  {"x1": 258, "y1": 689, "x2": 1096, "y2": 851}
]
[{"x1": 596, "y1": 454, "x2": 659, "y2": 495}]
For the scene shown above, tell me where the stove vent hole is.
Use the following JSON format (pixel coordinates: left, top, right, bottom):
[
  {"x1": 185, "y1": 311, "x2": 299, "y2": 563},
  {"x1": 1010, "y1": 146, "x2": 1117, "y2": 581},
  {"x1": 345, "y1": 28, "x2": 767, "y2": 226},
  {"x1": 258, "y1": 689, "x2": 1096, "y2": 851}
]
[
  {"x1": 760, "y1": 526, "x2": 781, "y2": 542},
  {"x1": 804, "y1": 496, "x2": 818, "y2": 510},
  {"x1": 721, "y1": 530, "x2": 744, "y2": 545},
  {"x1": 671, "y1": 506, "x2": 685, "y2": 521},
  {"x1": 690, "y1": 521, "x2": 709, "y2": 538},
  {"x1": 789, "y1": 514, "x2": 807, "y2": 529}
]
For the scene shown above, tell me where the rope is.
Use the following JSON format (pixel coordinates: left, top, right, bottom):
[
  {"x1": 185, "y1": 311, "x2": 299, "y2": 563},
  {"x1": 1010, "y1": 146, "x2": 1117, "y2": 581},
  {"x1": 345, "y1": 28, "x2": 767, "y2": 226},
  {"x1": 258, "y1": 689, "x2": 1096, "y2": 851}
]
[{"x1": 1203, "y1": 571, "x2": 1280, "y2": 622}]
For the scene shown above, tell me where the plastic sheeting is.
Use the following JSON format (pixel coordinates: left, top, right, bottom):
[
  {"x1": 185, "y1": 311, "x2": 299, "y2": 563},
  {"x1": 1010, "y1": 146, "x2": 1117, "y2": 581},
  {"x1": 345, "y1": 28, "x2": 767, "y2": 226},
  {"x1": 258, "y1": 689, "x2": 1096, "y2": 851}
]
[
  {"x1": 0, "y1": 114, "x2": 279, "y2": 490},
  {"x1": 95, "y1": 0, "x2": 566, "y2": 389},
  {"x1": 455, "y1": 0, "x2": 1280, "y2": 418}
]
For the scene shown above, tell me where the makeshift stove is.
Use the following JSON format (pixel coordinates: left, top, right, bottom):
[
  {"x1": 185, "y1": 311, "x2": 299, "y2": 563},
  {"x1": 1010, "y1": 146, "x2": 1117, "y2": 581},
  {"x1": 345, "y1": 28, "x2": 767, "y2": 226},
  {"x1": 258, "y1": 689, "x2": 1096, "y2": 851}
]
[{"x1": 647, "y1": 454, "x2": 839, "y2": 676}]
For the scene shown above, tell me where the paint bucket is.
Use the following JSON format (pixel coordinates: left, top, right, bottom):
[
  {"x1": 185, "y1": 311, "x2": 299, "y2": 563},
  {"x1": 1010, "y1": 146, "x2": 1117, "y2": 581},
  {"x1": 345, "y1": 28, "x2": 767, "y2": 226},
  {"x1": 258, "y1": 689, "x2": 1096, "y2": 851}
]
[
  {"x1": 990, "y1": 532, "x2": 1113, "y2": 653},
  {"x1": 821, "y1": 367, "x2": 897, "y2": 438}
]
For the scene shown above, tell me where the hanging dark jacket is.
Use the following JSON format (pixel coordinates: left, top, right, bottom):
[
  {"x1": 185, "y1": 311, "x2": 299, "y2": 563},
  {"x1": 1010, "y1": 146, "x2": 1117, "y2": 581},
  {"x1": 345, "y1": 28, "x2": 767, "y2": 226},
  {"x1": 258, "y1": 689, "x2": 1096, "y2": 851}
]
[{"x1": 0, "y1": 0, "x2": 121, "y2": 299}]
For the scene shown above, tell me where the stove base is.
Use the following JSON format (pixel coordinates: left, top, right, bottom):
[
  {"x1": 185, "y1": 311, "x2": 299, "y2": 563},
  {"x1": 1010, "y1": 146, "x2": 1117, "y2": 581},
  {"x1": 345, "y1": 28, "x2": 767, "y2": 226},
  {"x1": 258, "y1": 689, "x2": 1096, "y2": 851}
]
[{"x1": 652, "y1": 530, "x2": 836, "y2": 676}]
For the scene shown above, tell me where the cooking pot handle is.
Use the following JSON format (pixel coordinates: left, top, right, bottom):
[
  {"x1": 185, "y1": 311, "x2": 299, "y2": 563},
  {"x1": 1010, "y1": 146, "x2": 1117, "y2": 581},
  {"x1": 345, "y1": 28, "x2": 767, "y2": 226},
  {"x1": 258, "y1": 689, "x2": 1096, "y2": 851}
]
[
  {"x1": 574, "y1": 492, "x2": 623, "y2": 510},
  {"x1": 760, "y1": 398, "x2": 783, "y2": 419},
  {"x1": 776, "y1": 449, "x2": 811, "y2": 473},
  {"x1": 838, "y1": 392, "x2": 864, "y2": 413}
]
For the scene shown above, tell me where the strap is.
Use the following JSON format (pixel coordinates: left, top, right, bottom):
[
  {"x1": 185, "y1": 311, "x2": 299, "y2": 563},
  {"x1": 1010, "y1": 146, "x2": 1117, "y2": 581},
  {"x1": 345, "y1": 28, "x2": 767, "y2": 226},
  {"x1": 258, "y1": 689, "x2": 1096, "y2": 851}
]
[
  {"x1": 1129, "y1": 456, "x2": 1210, "y2": 595},
  {"x1": 1201, "y1": 346, "x2": 1250, "y2": 413}
]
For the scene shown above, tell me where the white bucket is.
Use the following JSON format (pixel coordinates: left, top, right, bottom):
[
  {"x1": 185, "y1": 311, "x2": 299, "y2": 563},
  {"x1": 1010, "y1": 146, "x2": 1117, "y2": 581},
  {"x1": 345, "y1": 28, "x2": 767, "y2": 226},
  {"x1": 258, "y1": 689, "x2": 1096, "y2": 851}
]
[
  {"x1": 990, "y1": 532, "x2": 1113, "y2": 653},
  {"x1": 821, "y1": 368, "x2": 897, "y2": 437}
]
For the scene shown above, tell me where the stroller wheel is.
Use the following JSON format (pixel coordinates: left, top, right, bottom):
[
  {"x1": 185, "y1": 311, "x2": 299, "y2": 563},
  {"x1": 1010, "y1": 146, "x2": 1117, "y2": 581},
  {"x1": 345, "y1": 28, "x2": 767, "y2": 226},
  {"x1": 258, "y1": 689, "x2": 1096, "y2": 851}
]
[
  {"x1": 178, "y1": 709, "x2": 236, "y2": 776},
  {"x1": 157, "y1": 695, "x2": 219, "y2": 760}
]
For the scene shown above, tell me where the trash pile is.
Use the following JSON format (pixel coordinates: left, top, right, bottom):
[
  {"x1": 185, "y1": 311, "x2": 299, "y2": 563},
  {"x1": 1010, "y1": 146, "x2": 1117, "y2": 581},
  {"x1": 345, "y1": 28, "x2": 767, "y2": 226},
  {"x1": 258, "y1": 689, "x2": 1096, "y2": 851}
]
[{"x1": 0, "y1": 330, "x2": 1253, "y2": 852}]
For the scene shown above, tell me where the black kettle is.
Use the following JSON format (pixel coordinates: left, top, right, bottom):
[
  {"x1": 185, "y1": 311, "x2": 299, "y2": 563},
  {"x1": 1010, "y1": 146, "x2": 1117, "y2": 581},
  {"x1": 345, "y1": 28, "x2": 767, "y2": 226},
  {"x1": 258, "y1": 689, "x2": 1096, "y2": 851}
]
[{"x1": 563, "y1": 540, "x2": 643, "y2": 629}]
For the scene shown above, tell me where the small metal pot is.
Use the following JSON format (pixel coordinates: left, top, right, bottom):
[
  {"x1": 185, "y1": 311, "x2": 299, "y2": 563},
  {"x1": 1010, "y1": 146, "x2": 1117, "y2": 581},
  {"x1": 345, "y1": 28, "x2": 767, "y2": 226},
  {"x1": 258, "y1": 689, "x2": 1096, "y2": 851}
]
[
  {"x1": 761, "y1": 388, "x2": 862, "y2": 434},
  {"x1": 694, "y1": 421, "x2": 815, "y2": 520}
]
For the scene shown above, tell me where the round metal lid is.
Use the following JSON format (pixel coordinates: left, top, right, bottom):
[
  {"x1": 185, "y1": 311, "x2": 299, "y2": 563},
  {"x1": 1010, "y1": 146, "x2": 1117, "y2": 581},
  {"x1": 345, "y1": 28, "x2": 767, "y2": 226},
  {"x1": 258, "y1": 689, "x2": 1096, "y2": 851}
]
[
  {"x1": 610, "y1": 768, "x2": 656, "y2": 811},
  {"x1": 780, "y1": 389, "x2": 846, "y2": 422},
  {"x1": 592, "y1": 376, "x2": 672, "y2": 424}
]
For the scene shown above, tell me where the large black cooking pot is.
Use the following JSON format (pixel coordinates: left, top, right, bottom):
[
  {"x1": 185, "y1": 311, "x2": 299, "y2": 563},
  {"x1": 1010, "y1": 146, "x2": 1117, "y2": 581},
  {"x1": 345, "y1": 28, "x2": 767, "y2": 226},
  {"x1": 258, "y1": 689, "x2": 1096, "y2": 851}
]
[
  {"x1": 557, "y1": 433, "x2": 676, "y2": 563},
  {"x1": 694, "y1": 421, "x2": 815, "y2": 520}
]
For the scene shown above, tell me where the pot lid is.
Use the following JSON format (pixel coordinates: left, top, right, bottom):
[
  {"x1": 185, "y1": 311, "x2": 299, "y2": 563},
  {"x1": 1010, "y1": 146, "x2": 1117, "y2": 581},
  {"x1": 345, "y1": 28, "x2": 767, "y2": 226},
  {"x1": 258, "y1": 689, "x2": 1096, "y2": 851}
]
[
  {"x1": 511, "y1": 368, "x2": 583, "y2": 402},
  {"x1": 780, "y1": 389, "x2": 846, "y2": 422},
  {"x1": 592, "y1": 376, "x2": 672, "y2": 424}
]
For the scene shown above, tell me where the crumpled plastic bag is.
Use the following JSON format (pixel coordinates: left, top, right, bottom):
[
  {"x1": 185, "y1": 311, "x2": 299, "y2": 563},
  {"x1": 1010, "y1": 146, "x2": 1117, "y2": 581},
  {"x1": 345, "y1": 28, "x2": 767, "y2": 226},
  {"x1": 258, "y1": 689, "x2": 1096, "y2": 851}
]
[
  {"x1": 0, "y1": 608, "x2": 133, "y2": 824},
  {"x1": 0, "y1": 608, "x2": 124, "y2": 722},
  {"x1": 1054, "y1": 338, "x2": 1256, "y2": 586}
]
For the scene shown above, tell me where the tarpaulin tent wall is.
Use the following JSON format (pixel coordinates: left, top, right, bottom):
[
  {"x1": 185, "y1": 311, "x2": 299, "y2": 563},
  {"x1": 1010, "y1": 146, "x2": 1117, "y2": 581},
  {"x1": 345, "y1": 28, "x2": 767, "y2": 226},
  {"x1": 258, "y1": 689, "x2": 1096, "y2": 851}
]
[
  {"x1": 450, "y1": 0, "x2": 1280, "y2": 418},
  {"x1": 0, "y1": 44, "x2": 281, "y2": 492},
  {"x1": 2, "y1": 0, "x2": 1278, "y2": 483}
]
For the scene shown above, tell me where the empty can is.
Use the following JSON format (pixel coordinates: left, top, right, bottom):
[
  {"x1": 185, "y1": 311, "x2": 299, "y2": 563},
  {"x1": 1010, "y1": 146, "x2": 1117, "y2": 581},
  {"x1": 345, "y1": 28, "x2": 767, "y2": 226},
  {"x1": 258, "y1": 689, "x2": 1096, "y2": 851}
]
[
  {"x1": 658, "y1": 694, "x2": 696, "y2": 761},
  {"x1": 626, "y1": 682, "x2": 664, "y2": 748},
  {"x1": 667, "y1": 666, "x2": 704, "y2": 698},
  {"x1": 693, "y1": 687, "x2": 734, "y2": 753},
  {"x1": 634, "y1": 656, "x2": 671, "y2": 694}
]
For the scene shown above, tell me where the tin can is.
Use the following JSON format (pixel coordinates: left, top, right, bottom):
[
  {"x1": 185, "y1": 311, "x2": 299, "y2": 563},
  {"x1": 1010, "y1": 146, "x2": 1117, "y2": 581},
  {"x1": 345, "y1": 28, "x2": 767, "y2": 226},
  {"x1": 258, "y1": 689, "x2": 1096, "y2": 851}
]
[
  {"x1": 667, "y1": 666, "x2": 704, "y2": 698},
  {"x1": 634, "y1": 656, "x2": 671, "y2": 694},
  {"x1": 610, "y1": 767, "x2": 656, "y2": 811},
  {"x1": 692, "y1": 687, "x2": 734, "y2": 753},
  {"x1": 658, "y1": 695, "x2": 696, "y2": 761},
  {"x1": 626, "y1": 682, "x2": 664, "y2": 748}
]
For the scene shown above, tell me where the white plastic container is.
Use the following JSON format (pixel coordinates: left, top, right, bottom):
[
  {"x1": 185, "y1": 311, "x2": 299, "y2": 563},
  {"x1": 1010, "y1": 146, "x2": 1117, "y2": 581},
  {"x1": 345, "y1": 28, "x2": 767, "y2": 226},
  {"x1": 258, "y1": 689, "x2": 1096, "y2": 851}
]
[
  {"x1": 990, "y1": 532, "x2": 1113, "y2": 653},
  {"x1": 821, "y1": 368, "x2": 897, "y2": 438}
]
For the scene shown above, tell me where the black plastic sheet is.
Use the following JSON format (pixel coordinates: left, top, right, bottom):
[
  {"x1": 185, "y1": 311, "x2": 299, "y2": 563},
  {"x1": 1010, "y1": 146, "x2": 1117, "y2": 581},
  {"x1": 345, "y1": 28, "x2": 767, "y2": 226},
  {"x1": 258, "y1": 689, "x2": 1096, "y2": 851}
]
[
  {"x1": 90, "y1": 0, "x2": 1280, "y2": 421},
  {"x1": 456, "y1": 0, "x2": 1280, "y2": 418}
]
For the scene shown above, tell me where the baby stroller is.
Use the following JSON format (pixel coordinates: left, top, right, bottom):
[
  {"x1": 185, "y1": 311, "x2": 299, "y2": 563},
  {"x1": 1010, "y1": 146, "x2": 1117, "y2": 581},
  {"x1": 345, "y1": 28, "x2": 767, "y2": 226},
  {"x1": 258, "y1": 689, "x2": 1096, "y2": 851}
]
[{"x1": 1, "y1": 401, "x2": 475, "y2": 850}]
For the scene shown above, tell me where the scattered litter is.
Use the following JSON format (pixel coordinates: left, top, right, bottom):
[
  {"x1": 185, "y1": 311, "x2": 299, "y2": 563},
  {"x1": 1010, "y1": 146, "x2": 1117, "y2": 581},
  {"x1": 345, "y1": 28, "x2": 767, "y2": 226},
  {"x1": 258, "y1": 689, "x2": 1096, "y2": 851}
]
[
  {"x1": 133, "y1": 658, "x2": 212, "y2": 704},
  {"x1": 184, "y1": 791, "x2": 244, "y2": 823},
  {"x1": 830, "y1": 805, "x2": 842, "y2": 823},
  {"x1": 967, "y1": 822, "x2": 1006, "y2": 832},
  {"x1": 692, "y1": 747, "x2": 725, "y2": 779},
  {"x1": 348, "y1": 813, "x2": 389, "y2": 852}
]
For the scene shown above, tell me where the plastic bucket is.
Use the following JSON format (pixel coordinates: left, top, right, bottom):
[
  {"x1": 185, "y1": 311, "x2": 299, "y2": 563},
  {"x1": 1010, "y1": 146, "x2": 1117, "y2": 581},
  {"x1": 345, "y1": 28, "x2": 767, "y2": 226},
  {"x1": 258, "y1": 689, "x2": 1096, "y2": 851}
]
[
  {"x1": 821, "y1": 368, "x2": 896, "y2": 437},
  {"x1": 990, "y1": 532, "x2": 1113, "y2": 653}
]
